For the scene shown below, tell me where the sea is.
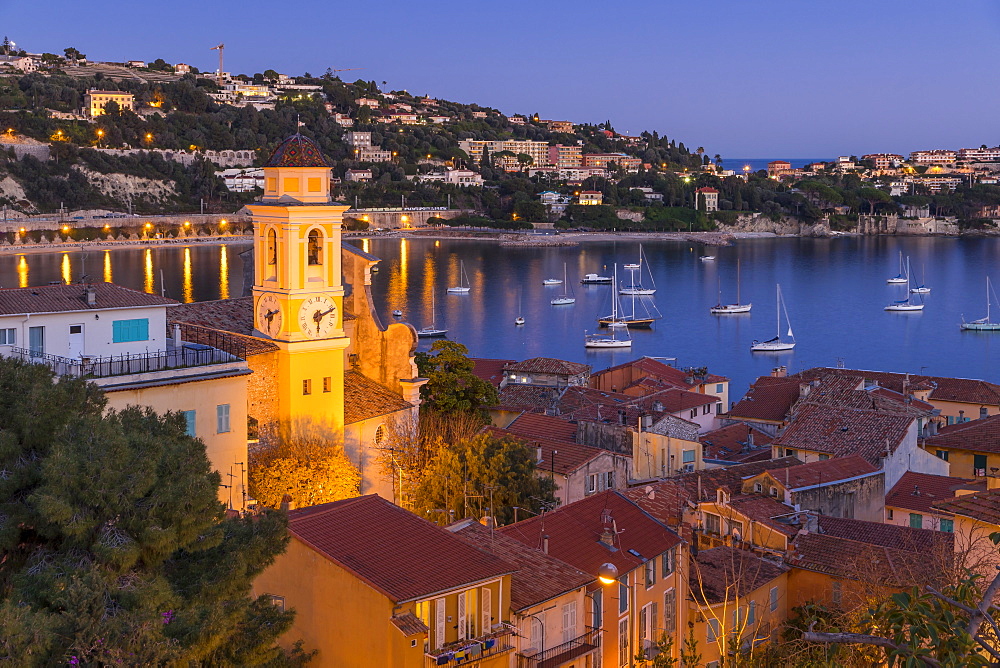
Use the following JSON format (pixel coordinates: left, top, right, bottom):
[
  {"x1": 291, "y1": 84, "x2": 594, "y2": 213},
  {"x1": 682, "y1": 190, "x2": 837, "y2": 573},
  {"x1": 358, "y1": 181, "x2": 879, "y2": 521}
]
[
  {"x1": 3, "y1": 236, "x2": 999, "y2": 398},
  {"x1": 721, "y1": 158, "x2": 830, "y2": 173}
]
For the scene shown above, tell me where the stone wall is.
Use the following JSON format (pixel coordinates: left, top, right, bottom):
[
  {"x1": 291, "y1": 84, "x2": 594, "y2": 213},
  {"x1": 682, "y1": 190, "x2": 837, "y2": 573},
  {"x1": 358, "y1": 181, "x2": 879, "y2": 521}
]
[
  {"x1": 0, "y1": 142, "x2": 50, "y2": 161},
  {"x1": 790, "y1": 473, "x2": 885, "y2": 523},
  {"x1": 92, "y1": 147, "x2": 256, "y2": 167},
  {"x1": 344, "y1": 208, "x2": 474, "y2": 230},
  {"x1": 575, "y1": 420, "x2": 632, "y2": 454}
]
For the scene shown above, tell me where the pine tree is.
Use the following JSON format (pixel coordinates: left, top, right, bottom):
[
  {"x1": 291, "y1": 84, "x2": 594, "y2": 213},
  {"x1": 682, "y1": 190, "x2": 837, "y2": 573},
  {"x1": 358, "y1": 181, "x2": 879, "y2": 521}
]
[
  {"x1": 0, "y1": 358, "x2": 309, "y2": 666},
  {"x1": 480, "y1": 146, "x2": 491, "y2": 170}
]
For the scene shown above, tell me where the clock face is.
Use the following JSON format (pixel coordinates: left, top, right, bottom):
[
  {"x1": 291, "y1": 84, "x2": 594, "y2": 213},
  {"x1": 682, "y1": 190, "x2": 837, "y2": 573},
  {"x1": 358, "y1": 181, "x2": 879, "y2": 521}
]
[
  {"x1": 298, "y1": 295, "x2": 338, "y2": 339},
  {"x1": 257, "y1": 294, "x2": 282, "y2": 338}
]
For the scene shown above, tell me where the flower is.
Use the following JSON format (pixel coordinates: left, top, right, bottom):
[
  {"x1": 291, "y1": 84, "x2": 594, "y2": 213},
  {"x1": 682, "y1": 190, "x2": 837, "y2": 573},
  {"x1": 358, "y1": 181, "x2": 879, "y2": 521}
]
[{"x1": 162, "y1": 609, "x2": 175, "y2": 624}]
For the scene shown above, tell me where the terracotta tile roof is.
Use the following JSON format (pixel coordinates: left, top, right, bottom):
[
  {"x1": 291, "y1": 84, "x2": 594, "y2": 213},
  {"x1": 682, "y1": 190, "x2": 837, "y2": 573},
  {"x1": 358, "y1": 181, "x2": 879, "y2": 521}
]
[
  {"x1": 497, "y1": 384, "x2": 563, "y2": 413},
  {"x1": 650, "y1": 388, "x2": 716, "y2": 413},
  {"x1": 934, "y1": 488, "x2": 1000, "y2": 525},
  {"x1": 504, "y1": 357, "x2": 591, "y2": 377},
  {"x1": 771, "y1": 404, "x2": 914, "y2": 464},
  {"x1": 926, "y1": 414, "x2": 1000, "y2": 454},
  {"x1": 690, "y1": 546, "x2": 789, "y2": 604},
  {"x1": 390, "y1": 612, "x2": 429, "y2": 637},
  {"x1": 591, "y1": 356, "x2": 728, "y2": 394},
  {"x1": 765, "y1": 455, "x2": 880, "y2": 491},
  {"x1": 787, "y1": 531, "x2": 951, "y2": 586},
  {"x1": 885, "y1": 471, "x2": 983, "y2": 515},
  {"x1": 549, "y1": 386, "x2": 711, "y2": 425},
  {"x1": 451, "y1": 521, "x2": 594, "y2": 612},
  {"x1": 795, "y1": 367, "x2": 1000, "y2": 408},
  {"x1": 0, "y1": 282, "x2": 175, "y2": 315},
  {"x1": 622, "y1": 458, "x2": 802, "y2": 526},
  {"x1": 700, "y1": 423, "x2": 774, "y2": 462},
  {"x1": 344, "y1": 370, "x2": 412, "y2": 424},
  {"x1": 484, "y1": 426, "x2": 606, "y2": 476},
  {"x1": 793, "y1": 374, "x2": 935, "y2": 418},
  {"x1": 725, "y1": 495, "x2": 799, "y2": 537},
  {"x1": 816, "y1": 516, "x2": 950, "y2": 553},
  {"x1": 728, "y1": 376, "x2": 802, "y2": 423},
  {"x1": 170, "y1": 297, "x2": 256, "y2": 334},
  {"x1": 504, "y1": 412, "x2": 578, "y2": 444},
  {"x1": 470, "y1": 358, "x2": 516, "y2": 388},
  {"x1": 497, "y1": 491, "x2": 681, "y2": 577},
  {"x1": 288, "y1": 495, "x2": 515, "y2": 603}
]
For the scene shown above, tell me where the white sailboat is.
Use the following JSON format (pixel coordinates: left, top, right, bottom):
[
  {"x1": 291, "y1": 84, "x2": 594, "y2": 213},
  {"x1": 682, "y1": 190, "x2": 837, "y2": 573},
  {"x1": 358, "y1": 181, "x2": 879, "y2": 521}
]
[
  {"x1": 417, "y1": 293, "x2": 447, "y2": 338},
  {"x1": 885, "y1": 257, "x2": 924, "y2": 312},
  {"x1": 751, "y1": 284, "x2": 795, "y2": 351},
  {"x1": 910, "y1": 263, "x2": 931, "y2": 294},
  {"x1": 543, "y1": 277, "x2": 562, "y2": 286},
  {"x1": 887, "y1": 251, "x2": 908, "y2": 284},
  {"x1": 961, "y1": 276, "x2": 1000, "y2": 331},
  {"x1": 514, "y1": 292, "x2": 525, "y2": 326},
  {"x1": 620, "y1": 245, "x2": 656, "y2": 295},
  {"x1": 447, "y1": 260, "x2": 471, "y2": 294},
  {"x1": 551, "y1": 263, "x2": 576, "y2": 305},
  {"x1": 710, "y1": 258, "x2": 752, "y2": 314},
  {"x1": 586, "y1": 266, "x2": 631, "y2": 348}
]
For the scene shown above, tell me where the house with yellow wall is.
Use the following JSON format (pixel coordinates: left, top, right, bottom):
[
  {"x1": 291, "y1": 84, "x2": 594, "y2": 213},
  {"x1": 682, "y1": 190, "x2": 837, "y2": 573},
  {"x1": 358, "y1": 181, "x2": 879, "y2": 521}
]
[
  {"x1": 923, "y1": 413, "x2": 1000, "y2": 479},
  {"x1": 885, "y1": 470, "x2": 982, "y2": 532},
  {"x1": 252, "y1": 495, "x2": 517, "y2": 668},
  {"x1": 633, "y1": 414, "x2": 704, "y2": 480},
  {"x1": 589, "y1": 356, "x2": 730, "y2": 412},
  {"x1": 689, "y1": 487, "x2": 797, "y2": 554},
  {"x1": 688, "y1": 546, "x2": 790, "y2": 667},
  {"x1": 934, "y1": 484, "x2": 1000, "y2": 578}
]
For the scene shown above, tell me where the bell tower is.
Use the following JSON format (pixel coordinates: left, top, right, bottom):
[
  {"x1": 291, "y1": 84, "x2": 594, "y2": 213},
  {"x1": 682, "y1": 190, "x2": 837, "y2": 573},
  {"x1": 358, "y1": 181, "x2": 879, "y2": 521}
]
[{"x1": 248, "y1": 134, "x2": 349, "y2": 428}]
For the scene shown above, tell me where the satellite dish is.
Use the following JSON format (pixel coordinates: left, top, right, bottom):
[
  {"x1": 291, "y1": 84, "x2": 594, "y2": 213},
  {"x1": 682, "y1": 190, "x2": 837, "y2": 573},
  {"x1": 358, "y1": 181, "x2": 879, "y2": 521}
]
[{"x1": 644, "y1": 485, "x2": 655, "y2": 500}]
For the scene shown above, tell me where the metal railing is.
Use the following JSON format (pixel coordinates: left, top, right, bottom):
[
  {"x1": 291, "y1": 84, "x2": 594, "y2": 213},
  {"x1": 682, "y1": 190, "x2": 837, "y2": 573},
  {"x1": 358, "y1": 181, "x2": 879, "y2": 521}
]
[
  {"x1": 5, "y1": 343, "x2": 240, "y2": 379},
  {"x1": 517, "y1": 627, "x2": 601, "y2": 668},
  {"x1": 173, "y1": 322, "x2": 253, "y2": 359},
  {"x1": 425, "y1": 623, "x2": 517, "y2": 667}
]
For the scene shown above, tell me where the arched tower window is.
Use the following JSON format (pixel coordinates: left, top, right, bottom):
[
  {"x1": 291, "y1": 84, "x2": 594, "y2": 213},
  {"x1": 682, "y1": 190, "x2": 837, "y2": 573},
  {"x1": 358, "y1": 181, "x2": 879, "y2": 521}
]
[
  {"x1": 307, "y1": 229, "x2": 323, "y2": 266},
  {"x1": 267, "y1": 229, "x2": 277, "y2": 266}
]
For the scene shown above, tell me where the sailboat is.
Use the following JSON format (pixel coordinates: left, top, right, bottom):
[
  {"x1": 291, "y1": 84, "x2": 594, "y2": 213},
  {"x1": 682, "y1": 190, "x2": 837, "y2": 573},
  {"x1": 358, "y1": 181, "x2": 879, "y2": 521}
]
[
  {"x1": 514, "y1": 292, "x2": 525, "y2": 326},
  {"x1": 620, "y1": 245, "x2": 656, "y2": 295},
  {"x1": 551, "y1": 263, "x2": 576, "y2": 305},
  {"x1": 961, "y1": 276, "x2": 1000, "y2": 331},
  {"x1": 887, "y1": 251, "x2": 908, "y2": 284},
  {"x1": 417, "y1": 293, "x2": 447, "y2": 337},
  {"x1": 751, "y1": 284, "x2": 795, "y2": 351},
  {"x1": 447, "y1": 260, "x2": 471, "y2": 294},
  {"x1": 543, "y1": 276, "x2": 562, "y2": 286},
  {"x1": 598, "y1": 265, "x2": 661, "y2": 328},
  {"x1": 710, "y1": 259, "x2": 752, "y2": 314},
  {"x1": 586, "y1": 267, "x2": 631, "y2": 348},
  {"x1": 885, "y1": 257, "x2": 924, "y2": 311},
  {"x1": 910, "y1": 263, "x2": 931, "y2": 294}
]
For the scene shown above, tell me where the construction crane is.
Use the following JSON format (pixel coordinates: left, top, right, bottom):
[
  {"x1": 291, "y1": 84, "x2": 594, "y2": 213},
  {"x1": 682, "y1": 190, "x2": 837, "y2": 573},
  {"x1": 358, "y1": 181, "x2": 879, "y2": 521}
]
[
  {"x1": 327, "y1": 67, "x2": 364, "y2": 77},
  {"x1": 210, "y1": 43, "x2": 224, "y2": 84}
]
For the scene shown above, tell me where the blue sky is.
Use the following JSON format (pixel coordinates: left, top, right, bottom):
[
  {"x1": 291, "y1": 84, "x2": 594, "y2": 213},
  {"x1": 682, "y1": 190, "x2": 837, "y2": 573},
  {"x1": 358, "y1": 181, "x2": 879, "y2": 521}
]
[{"x1": 7, "y1": 0, "x2": 1000, "y2": 157}]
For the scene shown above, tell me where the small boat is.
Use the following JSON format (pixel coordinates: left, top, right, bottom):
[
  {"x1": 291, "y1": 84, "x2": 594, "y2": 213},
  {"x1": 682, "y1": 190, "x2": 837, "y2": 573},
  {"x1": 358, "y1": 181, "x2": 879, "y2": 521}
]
[
  {"x1": 581, "y1": 273, "x2": 612, "y2": 284},
  {"x1": 600, "y1": 264, "x2": 661, "y2": 328},
  {"x1": 543, "y1": 278, "x2": 563, "y2": 286},
  {"x1": 551, "y1": 263, "x2": 575, "y2": 305},
  {"x1": 910, "y1": 263, "x2": 931, "y2": 294},
  {"x1": 392, "y1": 309, "x2": 403, "y2": 317},
  {"x1": 961, "y1": 276, "x2": 1000, "y2": 331},
  {"x1": 885, "y1": 257, "x2": 924, "y2": 311},
  {"x1": 447, "y1": 260, "x2": 471, "y2": 294},
  {"x1": 515, "y1": 292, "x2": 525, "y2": 325},
  {"x1": 586, "y1": 272, "x2": 631, "y2": 348},
  {"x1": 620, "y1": 245, "x2": 656, "y2": 295},
  {"x1": 514, "y1": 316, "x2": 525, "y2": 326},
  {"x1": 417, "y1": 294, "x2": 447, "y2": 338},
  {"x1": 699, "y1": 255, "x2": 716, "y2": 261},
  {"x1": 751, "y1": 284, "x2": 795, "y2": 352},
  {"x1": 711, "y1": 258, "x2": 752, "y2": 314},
  {"x1": 887, "y1": 251, "x2": 908, "y2": 284}
]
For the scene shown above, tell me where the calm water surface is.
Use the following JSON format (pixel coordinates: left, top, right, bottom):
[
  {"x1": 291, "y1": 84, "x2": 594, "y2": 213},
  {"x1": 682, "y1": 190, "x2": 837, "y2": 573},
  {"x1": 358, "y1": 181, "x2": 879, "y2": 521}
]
[{"x1": 4, "y1": 237, "x2": 999, "y2": 397}]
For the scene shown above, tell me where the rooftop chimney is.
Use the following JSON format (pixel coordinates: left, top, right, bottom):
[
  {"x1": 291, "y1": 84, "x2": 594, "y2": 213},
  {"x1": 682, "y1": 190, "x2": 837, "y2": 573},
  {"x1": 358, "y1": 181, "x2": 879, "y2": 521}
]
[
  {"x1": 280, "y1": 493, "x2": 294, "y2": 512},
  {"x1": 543, "y1": 534, "x2": 549, "y2": 554},
  {"x1": 85, "y1": 286, "x2": 97, "y2": 306}
]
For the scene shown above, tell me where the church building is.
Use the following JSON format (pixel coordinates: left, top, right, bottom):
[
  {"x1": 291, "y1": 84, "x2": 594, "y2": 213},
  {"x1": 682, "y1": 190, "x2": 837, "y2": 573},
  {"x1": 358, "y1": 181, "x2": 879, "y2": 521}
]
[{"x1": 171, "y1": 133, "x2": 424, "y2": 500}]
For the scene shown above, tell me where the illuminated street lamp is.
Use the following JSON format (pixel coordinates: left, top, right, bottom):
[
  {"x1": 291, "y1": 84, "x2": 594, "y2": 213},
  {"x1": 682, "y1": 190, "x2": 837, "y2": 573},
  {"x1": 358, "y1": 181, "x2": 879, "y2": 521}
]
[
  {"x1": 597, "y1": 563, "x2": 619, "y2": 585},
  {"x1": 96, "y1": 128, "x2": 104, "y2": 146},
  {"x1": 145, "y1": 132, "x2": 153, "y2": 143}
]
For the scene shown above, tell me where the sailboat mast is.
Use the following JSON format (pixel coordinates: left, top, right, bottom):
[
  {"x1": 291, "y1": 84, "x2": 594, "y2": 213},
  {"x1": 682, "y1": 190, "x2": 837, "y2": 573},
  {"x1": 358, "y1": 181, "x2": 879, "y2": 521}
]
[
  {"x1": 776, "y1": 284, "x2": 781, "y2": 337},
  {"x1": 736, "y1": 259, "x2": 741, "y2": 305}
]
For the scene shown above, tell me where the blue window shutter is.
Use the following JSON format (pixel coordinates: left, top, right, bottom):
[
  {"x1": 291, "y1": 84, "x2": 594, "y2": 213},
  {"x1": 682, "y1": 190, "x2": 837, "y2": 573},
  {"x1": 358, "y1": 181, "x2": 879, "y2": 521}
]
[
  {"x1": 112, "y1": 319, "x2": 150, "y2": 343},
  {"x1": 183, "y1": 411, "x2": 196, "y2": 437}
]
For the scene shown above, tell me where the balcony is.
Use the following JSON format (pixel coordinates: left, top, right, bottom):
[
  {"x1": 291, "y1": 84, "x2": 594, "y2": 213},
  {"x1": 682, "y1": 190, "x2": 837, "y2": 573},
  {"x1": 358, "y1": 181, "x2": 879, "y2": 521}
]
[
  {"x1": 425, "y1": 623, "x2": 516, "y2": 667},
  {"x1": 5, "y1": 343, "x2": 240, "y2": 379},
  {"x1": 517, "y1": 627, "x2": 601, "y2": 668}
]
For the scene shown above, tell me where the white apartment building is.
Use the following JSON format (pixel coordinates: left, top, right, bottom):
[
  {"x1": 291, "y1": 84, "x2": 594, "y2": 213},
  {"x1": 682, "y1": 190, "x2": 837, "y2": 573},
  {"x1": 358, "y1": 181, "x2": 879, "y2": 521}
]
[
  {"x1": 861, "y1": 153, "x2": 904, "y2": 169},
  {"x1": 415, "y1": 169, "x2": 484, "y2": 187},
  {"x1": 910, "y1": 150, "x2": 957, "y2": 166},
  {"x1": 355, "y1": 147, "x2": 393, "y2": 162},
  {"x1": 220, "y1": 167, "x2": 265, "y2": 192},
  {"x1": 958, "y1": 147, "x2": 1000, "y2": 163},
  {"x1": 458, "y1": 140, "x2": 550, "y2": 170}
]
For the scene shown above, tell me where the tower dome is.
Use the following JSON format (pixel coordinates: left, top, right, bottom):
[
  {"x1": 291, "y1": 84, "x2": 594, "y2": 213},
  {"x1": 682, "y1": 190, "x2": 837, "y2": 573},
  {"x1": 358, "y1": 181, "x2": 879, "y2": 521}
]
[{"x1": 264, "y1": 133, "x2": 330, "y2": 168}]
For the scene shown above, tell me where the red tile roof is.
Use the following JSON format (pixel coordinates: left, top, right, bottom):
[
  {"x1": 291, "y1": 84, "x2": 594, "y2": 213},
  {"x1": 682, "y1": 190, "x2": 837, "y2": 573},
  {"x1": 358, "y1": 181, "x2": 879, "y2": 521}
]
[
  {"x1": 926, "y1": 414, "x2": 1000, "y2": 454},
  {"x1": 765, "y1": 455, "x2": 880, "y2": 491},
  {"x1": 287, "y1": 495, "x2": 515, "y2": 603},
  {"x1": 497, "y1": 384, "x2": 563, "y2": 413},
  {"x1": 504, "y1": 412, "x2": 578, "y2": 444},
  {"x1": 934, "y1": 488, "x2": 1000, "y2": 525},
  {"x1": 591, "y1": 357, "x2": 728, "y2": 395},
  {"x1": 771, "y1": 404, "x2": 914, "y2": 464},
  {"x1": 690, "y1": 546, "x2": 789, "y2": 605},
  {"x1": 504, "y1": 357, "x2": 591, "y2": 377},
  {"x1": 484, "y1": 426, "x2": 606, "y2": 476},
  {"x1": 0, "y1": 282, "x2": 176, "y2": 315},
  {"x1": 344, "y1": 370, "x2": 412, "y2": 424},
  {"x1": 885, "y1": 471, "x2": 982, "y2": 515},
  {"x1": 470, "y1": 358, "x2": 516, "y2": 388},
  {"x1": 788, "y1": 531, "x2": 952, "y2": 585},
  {"x1": 725, "y1": 495, "x2": 799, "y2": 537},
  {"x1": 816, "y1": 516, "x2": 949, "y2": 553},
  {"x1": 497, "y1": 491, "x2": 681, "y2": 577},
  {"x1": 795, "y1": 367, "x2": 1000, "y2": 408},
  {"x1": 727, "y1": 376, "x2": 802, "y2": 423},
  {"x1": 452, "y1": 520, "x2": 594, "y2": 612},
  {"x1": 700, "y1": 423, "x2": 775, "y2": 462},
  {"x1": 170, "y1": 296, "x2": 256, "y2": 335}
]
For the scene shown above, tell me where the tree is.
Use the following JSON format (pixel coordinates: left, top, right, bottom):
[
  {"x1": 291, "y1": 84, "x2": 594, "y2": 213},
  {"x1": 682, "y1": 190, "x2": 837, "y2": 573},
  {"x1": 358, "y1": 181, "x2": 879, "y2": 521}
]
[
  {"x1": 0, "y1": 357, "x2": 308, "y2": 665},
  {"x1": 249, "y1": 417, "x2": 361, "y2": 509},
  {"x1": 263, "y1": 69, "x2": 279, "y2": 81},
  {"x1": 859, "y1": 187, "x2": 891, "y2": 215},
  {"x1": 63, "y1": 47, "x2": 85, "y2": 62},
  {"x1": 411, "y1": 432, "x2": 556, "y2": 525},
  {"x1": 415, "y1": 340, "x2": 498, "y2": 418}
]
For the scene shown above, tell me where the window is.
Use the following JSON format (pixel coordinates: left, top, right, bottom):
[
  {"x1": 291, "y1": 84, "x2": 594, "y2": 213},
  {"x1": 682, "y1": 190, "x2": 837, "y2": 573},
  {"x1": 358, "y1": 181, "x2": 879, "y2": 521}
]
[
  {"x1": 182, "y1": 410, "x2": 196, "y2": 437},
  {"x1": 307, "y1": 177, "x2": 322, "y2": 192},
  {"x1": 307, "y1": 229, "x2": 323, "y2": 265},
  {"x1": 267, "y1": 229, "x2": 277, "y2": 266},
  {"x1": 268, "y1": 595, "x2": 285, "y2": 612},
  {"x1": 663, "y1": 589, "x2": 676, "y2": 633},
  {"x1": 727, "y1": 519, "x2": 744, "y2": 540},
  {"x1": 975, "y1": 454, "x2": 988, "y2": 476},
  {"x1": 770, "y1": 486, "x2": 778, "y2": 497},
  {"x1": 940, "y1": 518, "x2": 954, "y2": 533},
  {"x1": 591, "y1": 588, "x2": 602, "y2": 630},
  {"x1": 936, "y1": 450, "x2": 949, "y2": 461},
  {"x1": 618, "y1": 618, "x2": 629, "y2": 667},
  {"x1": 528, "y1": 616, "x2": 543, "y2": 655},
  {"x1": 645, "y1": 558, "x2": 656, "y2": 588},
  {"x1": 70, "y1": 324, "x2": 82, "y2": 335},
  {"x1": 819, "y1": 454, "x2": 830, "y2": 461},
  {"x1": 707, "y1": 618, "x2": 721, "y2": 643},
  {"x1": 747, "y1": 601, "x2": 756, "y2": 625},
  {"x1": 887, "y1": 508, "x2": 894, "y2": 521},
  {"x1": 661, "y1": 548, "x2": 675, "y2": 577},
  {"x1": 323, "y1": 376, "x2": 331, "y2": 392},
  {"x1": 606, "y1": 471, "x2": 615, "y2": 489},
  {"x1": 586, "y1": 474, "x2": 598, "y2": 494},
  {"x1": 283, "y1": 177, "x2": 300, "y2": 192},
  {"x1": 216, "y1": 404, "x2": 230, "y2": 434},
  {"x1": 703, "y1": 404, "x2": 711, "y2": 415},
  {"x1": 716, "y1": 402, "x2": 723, "y2": 415},
  {"x1": 0, "y1": 328, "x2": 15, "y2": 345},
  {"x1": 770, "y1": 586, "x2": 779, "y2": 612},
  {"x1": 705, "y1": 513, "x2": 721, "y2": 535},
  {"x1": 716, "y1": 383, "x2": 724, "y2": 393},
  {"x1": 619, "y1": 577, "x2": 629, "y2": 614},
  {"x1": 754, "y1": 482, "x2": 763, "y2": 493},
  {"x1": 375, "y1": 424, "x2": 385, "y2": 445},
  {"x1": 707, "y1": 663, "x2": 720, "y2": 668},
  {"x1": 784, "y1": 448, "x2": 796, "y2": 458},
  {"x1": 111, "y1": 318, "x2": 149, "y2": 343},
  {"x1": 682, "y1": 449, "x2": 696, "y2": 464},
  {"x1": 689, "y1": 409, "x2": 697, "y2": 419},
  {"x1": 303, "y1": 379, "x2": 312, "y2": 395},
  {"x1": 909, "y1": 513, "x2": 923, "y2": 529}
]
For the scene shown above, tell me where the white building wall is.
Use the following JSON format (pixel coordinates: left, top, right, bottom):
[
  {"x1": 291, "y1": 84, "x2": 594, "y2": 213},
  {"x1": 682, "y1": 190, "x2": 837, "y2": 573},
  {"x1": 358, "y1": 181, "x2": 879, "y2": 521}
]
[{"x1": 882, "y1": 421, "x2": 950, "y2": 490}]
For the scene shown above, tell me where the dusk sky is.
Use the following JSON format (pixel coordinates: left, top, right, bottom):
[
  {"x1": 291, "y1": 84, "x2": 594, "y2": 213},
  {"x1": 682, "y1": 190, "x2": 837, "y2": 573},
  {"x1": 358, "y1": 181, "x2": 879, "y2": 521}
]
[{"x1": 9, "y1": 0, "x2": 1000, "y2": 158}]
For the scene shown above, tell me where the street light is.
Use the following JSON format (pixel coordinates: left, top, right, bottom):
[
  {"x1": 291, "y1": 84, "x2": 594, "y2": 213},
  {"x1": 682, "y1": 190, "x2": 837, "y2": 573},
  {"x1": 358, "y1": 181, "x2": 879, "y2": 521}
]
[
  {"x1": 145, "y1": 133, "x2": 153, "y2": 143},
  {"x1": 598, "y1": 562, "x2": 619, "y2": 585}
]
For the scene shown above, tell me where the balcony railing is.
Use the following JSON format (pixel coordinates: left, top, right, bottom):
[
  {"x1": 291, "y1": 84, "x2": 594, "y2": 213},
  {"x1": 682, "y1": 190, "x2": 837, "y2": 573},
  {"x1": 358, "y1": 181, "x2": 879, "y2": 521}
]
[
  {"x1": 5, "y1": 343, "x2": 241, "y2": 379},
  {"x1": 517, "y1": 627, "x2": 601, "y2": 668},
  {"x1": 425, "y1": 622, "x2": 516, "y2": 667}
]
